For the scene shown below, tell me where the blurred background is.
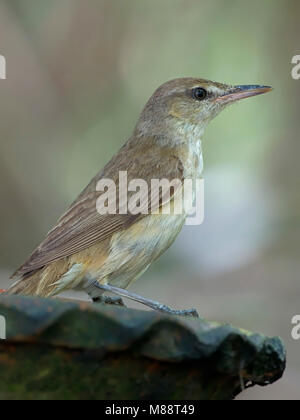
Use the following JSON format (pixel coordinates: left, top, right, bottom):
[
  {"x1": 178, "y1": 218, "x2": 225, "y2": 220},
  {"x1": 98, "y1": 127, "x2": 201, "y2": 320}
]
[{"x1": 0, "y1": 0, "x2": 299, "y2": 399}]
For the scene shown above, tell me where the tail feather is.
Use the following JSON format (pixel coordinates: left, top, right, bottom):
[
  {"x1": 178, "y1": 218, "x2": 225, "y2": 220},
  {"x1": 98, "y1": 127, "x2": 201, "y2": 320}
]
[
  {"x1": 7, "y1": 259, "x2": 71, "y2": 297},
  {"x1": 6, "y1": 270, "x2": 43, "y2": 296}
]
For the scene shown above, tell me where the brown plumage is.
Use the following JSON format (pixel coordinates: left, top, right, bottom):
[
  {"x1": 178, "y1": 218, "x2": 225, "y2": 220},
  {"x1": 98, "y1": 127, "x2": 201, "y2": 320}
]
[
  {"x1": 9, "y1": 138, "x2": 185, "y2": 297},
  {"x1": 7, "y1": 78, "x2": 272, "y2": 309}
]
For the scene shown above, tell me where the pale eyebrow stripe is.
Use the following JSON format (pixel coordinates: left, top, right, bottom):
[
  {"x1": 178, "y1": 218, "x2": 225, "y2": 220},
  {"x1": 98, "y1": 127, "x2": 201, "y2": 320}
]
[{"x1": 168, "y1": 85, "x2": 226, "y2": 96}]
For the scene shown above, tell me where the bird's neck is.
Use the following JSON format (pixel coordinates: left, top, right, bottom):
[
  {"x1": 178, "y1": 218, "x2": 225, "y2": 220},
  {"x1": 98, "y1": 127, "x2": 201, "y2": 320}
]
[
  {"x1": 134, "y1": 117, "x2": 205, "y2": 177},
  {"x1": 159, "y1": 120, "x2": 204, "y2": 178}
]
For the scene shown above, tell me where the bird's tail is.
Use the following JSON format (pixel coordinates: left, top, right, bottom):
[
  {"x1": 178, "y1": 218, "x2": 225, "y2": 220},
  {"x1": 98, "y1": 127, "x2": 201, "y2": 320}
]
[
  {"x1": 6, "y1": 259, "x2": 72, "y2": 298},
  {"x1": 6, "y1": 270, "x2": 44, "y2": 296}
]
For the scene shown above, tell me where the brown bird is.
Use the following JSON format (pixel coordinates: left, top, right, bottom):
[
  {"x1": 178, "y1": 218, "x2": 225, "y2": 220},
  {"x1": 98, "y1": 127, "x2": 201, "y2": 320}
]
[{"x1": 7, "y1": 78, "x2": 272, "y2": 317}]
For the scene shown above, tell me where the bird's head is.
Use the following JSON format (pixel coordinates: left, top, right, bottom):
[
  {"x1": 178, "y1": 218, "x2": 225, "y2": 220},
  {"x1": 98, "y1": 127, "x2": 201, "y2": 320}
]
[{"x1": 136, "y1": 78, "x2": 272, "y2": 139}]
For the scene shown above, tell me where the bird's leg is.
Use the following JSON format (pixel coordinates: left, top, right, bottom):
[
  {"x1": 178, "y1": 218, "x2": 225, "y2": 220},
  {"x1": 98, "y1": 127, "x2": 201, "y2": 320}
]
[
  {"x1": 85, "y1": 283, "x2": 126, "y2": 306},
  {"x1": 92, "y1": 282, "x2": 199, "y2": 318}
]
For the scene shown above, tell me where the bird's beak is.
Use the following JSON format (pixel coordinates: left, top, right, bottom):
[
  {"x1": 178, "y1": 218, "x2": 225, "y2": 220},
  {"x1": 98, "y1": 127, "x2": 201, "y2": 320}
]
[{"x1": 215, "y1": 85, "x2": 273, "y2": 104}]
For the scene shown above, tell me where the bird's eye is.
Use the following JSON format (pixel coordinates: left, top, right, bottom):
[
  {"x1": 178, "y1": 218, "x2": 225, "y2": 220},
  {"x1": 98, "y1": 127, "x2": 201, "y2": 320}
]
[{"x1": 192, "y1": 87, "x2": 207, "y2": 101}]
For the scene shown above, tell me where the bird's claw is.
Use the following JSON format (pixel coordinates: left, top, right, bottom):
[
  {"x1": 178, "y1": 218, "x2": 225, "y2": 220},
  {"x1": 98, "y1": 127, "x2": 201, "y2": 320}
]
[
  {"x1": 93, "y1": 295, "x2": 126, "y2": 307},
  {"x1": 170, "y1": 308, "x2": 199, "y2": 318}
]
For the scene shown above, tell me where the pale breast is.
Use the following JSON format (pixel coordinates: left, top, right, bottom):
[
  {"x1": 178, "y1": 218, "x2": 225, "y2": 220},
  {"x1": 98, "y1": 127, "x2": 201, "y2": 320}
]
[
  {"x1": 95, "y1": 193, "x2": 186, "y2": 289},
  {"x1": 86, "y1": 140, "x2": 204, "y2": 289}
]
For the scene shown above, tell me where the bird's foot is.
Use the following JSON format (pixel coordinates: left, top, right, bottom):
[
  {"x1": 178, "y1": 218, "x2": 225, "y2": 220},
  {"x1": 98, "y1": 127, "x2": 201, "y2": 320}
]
[
  {"x1": 153, "y1": 303, "x2": 199, "y2": 318},
  {"x1": 179, "y1": 308, "x2": 199, "y2": 318},
  {"x1": 91, "y1": 282, "x2": 199, "y2": 318},
  {"x1": 93, "y1": 295, "x2": 126, "y2": 307}
]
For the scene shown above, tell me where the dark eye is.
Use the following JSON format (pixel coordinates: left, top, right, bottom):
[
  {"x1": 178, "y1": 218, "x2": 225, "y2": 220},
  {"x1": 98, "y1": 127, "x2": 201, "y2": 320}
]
[{"x1": 192, "y1": 87, "x2": 207, "y2": 101}]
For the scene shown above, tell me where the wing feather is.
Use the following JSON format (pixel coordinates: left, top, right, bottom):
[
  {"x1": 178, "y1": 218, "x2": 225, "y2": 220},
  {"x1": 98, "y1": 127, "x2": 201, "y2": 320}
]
[{"x1": 13, "y1": 137, "x2": 184, "y2": 278}]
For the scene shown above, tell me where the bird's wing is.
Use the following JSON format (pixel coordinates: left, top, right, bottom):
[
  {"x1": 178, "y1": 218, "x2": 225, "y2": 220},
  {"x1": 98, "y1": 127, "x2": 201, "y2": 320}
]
[{"x1": 13, "y1": 138, "x2": 184, "y2": 278}]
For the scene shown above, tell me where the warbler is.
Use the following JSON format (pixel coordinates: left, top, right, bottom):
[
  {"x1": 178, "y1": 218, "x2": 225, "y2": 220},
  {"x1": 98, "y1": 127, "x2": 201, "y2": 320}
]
[{"x1": 7, "y1": 78, "x2": 272, "y2": 317}]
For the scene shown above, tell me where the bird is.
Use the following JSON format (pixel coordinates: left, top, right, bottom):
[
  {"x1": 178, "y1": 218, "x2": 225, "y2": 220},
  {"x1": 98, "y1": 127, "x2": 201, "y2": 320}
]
[{"x1": 6, "y1": 78, "x2": 272, "y2": 317}]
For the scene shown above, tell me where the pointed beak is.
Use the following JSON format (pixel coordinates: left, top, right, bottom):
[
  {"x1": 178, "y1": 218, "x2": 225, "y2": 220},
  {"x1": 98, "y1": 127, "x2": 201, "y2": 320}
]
[{"x1": 215, "y1": 85, "x2": 273, "y2": 104}]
